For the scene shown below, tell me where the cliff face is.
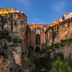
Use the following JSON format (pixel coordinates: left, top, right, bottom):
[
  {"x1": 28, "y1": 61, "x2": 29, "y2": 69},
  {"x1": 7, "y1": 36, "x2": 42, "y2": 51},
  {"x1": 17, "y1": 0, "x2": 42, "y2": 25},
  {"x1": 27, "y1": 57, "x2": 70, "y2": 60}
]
[
  {"x1": 45, "y1": 16, "x2": 72, "y2": 63},
  {"x1": 0, "y1": 8, "x2": 72, "y2": 71},
  {"x1": 0, "y1": 8, "x2": 27, "y2": 71},
  {"x1": 45, "y1": 18, "x2": 72, "y2": 46}
]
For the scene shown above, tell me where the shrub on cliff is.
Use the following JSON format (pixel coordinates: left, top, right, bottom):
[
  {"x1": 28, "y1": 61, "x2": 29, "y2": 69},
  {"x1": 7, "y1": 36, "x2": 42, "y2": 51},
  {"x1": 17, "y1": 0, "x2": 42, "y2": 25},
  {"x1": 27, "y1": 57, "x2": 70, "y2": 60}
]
[{"x1": 49, "y1": 59, "x2": 72, "y2": 72}]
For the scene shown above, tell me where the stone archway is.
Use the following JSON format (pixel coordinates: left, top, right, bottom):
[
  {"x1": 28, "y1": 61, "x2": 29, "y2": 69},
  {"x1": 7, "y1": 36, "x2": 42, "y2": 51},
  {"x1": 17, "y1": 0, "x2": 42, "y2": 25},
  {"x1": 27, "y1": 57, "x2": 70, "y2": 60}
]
[
  {"x1": 28, "y1": 24, "x2": 49, "y2": 48},
  {"x1": 35, "y1": 29, "x2": 40, "y2": 45}
]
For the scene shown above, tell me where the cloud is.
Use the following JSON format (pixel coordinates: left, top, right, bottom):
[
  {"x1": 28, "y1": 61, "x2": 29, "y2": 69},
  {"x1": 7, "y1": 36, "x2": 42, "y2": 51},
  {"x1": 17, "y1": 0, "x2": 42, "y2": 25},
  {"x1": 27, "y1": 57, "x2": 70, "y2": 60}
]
[{"x1": 50, "y1": 1, "x2": 66, "y2": 14}]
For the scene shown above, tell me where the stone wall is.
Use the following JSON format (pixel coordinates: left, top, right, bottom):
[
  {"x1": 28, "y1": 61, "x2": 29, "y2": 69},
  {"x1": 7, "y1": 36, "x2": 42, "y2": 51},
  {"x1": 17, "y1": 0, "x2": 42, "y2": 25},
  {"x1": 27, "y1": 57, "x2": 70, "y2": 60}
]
[{"x1": 45, "y1": 18, "x2": 72, "y2": 46}]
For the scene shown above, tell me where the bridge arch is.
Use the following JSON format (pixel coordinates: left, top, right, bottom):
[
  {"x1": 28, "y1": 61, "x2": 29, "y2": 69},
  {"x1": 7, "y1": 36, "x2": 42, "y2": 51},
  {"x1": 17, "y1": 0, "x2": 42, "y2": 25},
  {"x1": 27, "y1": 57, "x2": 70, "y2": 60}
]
[
  {"x1": 35, "y1": 29, "x2": 41, "y2": 45},
  {"x1": 28, "y1": 24, "x2": 49, "y2": 48}
]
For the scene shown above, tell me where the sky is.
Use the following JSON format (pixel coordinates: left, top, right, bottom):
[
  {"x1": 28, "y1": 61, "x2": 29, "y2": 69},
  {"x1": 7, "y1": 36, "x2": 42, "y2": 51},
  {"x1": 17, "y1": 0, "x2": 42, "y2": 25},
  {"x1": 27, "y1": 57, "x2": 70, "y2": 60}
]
[{"x1": 0, "y1": 0, "x2": 72, "y2": 24}]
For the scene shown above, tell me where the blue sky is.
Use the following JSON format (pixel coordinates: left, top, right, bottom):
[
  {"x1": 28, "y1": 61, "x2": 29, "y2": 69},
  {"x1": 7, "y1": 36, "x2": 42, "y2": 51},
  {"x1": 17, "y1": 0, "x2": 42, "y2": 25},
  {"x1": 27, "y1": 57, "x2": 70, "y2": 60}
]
[{"x1": 0, "y1": 0, "x2": 72, "y2": 24}]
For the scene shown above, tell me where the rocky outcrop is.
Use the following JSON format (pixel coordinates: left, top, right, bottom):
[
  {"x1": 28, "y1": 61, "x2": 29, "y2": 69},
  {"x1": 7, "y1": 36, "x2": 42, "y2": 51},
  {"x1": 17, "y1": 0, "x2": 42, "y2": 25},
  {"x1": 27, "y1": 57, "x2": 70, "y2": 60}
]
[
  {"x1": 45, "y1": 17, "x2": 72, "y2": 46},
  {"x1": 0, "y1": 8, "x2": 27, "y2": 72}
]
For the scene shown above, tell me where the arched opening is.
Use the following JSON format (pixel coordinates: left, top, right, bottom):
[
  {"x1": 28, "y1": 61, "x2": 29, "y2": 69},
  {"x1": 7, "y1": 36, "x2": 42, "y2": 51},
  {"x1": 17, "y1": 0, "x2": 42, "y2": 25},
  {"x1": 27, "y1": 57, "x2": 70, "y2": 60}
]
[
  {"x1": 35, "y1": 29, "x2": 40, "y2": 45},
  {"x1": 43, "y1": 26, "x2": 47, "y2": 31}
]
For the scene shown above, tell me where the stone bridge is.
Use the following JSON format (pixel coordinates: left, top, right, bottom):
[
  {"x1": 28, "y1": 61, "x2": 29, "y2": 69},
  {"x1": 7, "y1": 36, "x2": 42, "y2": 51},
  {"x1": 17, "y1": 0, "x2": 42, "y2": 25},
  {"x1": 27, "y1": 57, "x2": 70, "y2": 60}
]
[{"x1": 28, "y1": 24, "x2": 49, "y2": 48}]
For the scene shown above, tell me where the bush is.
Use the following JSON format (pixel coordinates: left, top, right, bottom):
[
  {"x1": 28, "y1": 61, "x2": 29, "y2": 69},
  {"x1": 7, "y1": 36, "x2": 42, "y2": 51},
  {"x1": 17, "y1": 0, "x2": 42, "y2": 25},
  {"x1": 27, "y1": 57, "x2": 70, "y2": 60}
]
[{"x1": 49, "y1": 60, "x2": 72, "y2": 72}]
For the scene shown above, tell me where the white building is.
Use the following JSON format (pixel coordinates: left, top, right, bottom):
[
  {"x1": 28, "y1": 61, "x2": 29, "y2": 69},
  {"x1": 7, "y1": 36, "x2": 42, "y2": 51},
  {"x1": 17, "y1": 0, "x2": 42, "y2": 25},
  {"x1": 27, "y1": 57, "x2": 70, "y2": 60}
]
[{"x1": 63, "y1": 12, "x2": 72, "y2": 20}]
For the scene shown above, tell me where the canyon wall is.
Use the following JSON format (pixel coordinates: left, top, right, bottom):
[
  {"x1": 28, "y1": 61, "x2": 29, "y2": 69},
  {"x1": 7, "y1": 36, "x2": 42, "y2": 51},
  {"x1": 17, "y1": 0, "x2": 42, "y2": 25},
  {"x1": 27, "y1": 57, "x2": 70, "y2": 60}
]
[
  {"x1": 0, "y1": 8, "x2": 27, "y2": 71},
  {"x1": 45, "y1": 18, "x2": 72, "y2": 46}
]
